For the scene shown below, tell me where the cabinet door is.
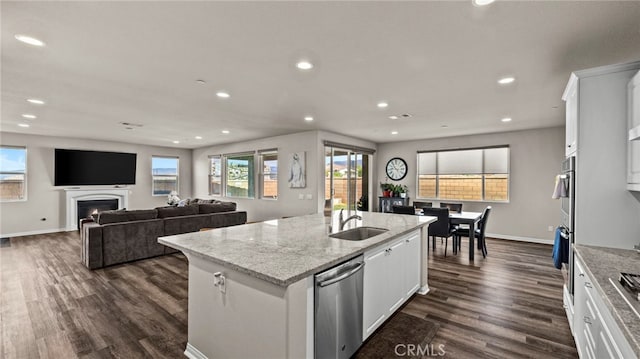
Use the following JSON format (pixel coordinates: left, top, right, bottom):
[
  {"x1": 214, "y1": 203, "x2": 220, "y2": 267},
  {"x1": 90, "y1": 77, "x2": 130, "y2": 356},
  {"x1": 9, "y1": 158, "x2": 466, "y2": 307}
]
[
  {"x1": 629, "y1": 70, "x2": 640, "y2": 185},
  {"x1": 573, "y1": 258, "x2": 587, "y2": 358},
  {"x1": 403, "y1": 231, "x2": 421, "y2": 297},
  {"x1": 566, "y1": 81, "x2": 579, "y2": 156},
  {"x1": 363, "y1": 244, "x2": 390, "y2": 339},
  {"x1": 386, "y1": 239, "x2": 406, "y2": 314},
  {"x1": 379, "y1": 198, "x2": 391, "y2": 213}
]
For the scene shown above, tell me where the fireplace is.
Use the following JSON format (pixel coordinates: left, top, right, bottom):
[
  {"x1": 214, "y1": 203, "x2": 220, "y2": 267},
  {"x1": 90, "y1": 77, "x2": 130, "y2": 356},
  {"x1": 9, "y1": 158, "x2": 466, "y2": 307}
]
[
  {"x1": 77, "y1": 199, "x2": 118, "y2": 228},
  {"x1": 64, "y1": 188, "x2": 129, "y2": 230}
]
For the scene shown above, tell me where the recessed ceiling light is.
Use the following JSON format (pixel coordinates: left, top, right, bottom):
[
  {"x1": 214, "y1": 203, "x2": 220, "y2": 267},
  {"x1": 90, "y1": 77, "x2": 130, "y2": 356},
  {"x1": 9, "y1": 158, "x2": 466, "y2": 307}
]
[
  {"x1": 22, "y1": 114, "x2": 36, "y2": 119},
  {"x1": 18, "y1": 123, "x2": 30, "y2": 128},
  {"x1": 473, "y1": 0, "x2": 495, "y2": 6},
  {"x1": 498, "y1": 76, "x2": 515, "y2": 85},
  {"x1": 222, "y1": 130, "x2": 230, "y2": 134},
  {"x1": 377, "y1": 102, "x2": 389, "y2": 108},
  {"x1": 304, "y1": 116, "x2": 314, "y2": 122},
  {"x1": 172, "y1": 140, "x2": 180, "y2": 144},
  {"x1": 216, "y1": 91, "x2": 230, "y2": 98},
  {"x1": 389, "y1": 115, "x2": 398, "y2": 120},
  {"x1": 195, "y1": 136, "x2": 203, "y2": 140},
  {"x1": 15, "y1": 34, "x2": 45, "y2": 47},
  {"x1": 27, "y1": 98, "x2": 45, "y2": 105},
  {"x1": 391, "y1": 131, "x2": 398, "y2": 135},
  {"x1": 296, "y1": 61, "x2": 313, "y2": 70},
  {"x1": 196, "y1": 79, "x2": 206, "y2": 84},
  {"x1": 501, "y1": 117, "x2": 512, "y2": 122}
]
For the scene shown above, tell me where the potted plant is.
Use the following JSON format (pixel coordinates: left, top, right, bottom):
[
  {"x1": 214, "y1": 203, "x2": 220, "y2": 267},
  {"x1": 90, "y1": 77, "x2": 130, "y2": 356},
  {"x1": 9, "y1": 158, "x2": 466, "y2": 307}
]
[
  {"x1": 399, "y1": 185, "x2": 409, "y2": 198},
  {"x1": 380, "y1": 182, "x2": 393, "y2": 197}
]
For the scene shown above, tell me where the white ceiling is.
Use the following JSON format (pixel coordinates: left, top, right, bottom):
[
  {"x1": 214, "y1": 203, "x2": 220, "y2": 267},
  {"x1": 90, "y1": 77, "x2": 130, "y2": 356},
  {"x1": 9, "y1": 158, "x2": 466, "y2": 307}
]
[{"x1": 2, "y1": 1, "x2": 640, "y2": 149}]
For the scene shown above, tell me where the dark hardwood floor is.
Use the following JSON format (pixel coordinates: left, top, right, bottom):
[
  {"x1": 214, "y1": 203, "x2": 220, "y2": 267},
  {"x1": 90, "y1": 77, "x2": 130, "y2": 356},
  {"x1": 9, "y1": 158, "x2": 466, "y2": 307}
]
[
  {"x1": 0, "y1": 232, "x2": 577, "y2": 358},
  {"x1": 402, "y1": 237, "x2": 578, "y2": 358}
]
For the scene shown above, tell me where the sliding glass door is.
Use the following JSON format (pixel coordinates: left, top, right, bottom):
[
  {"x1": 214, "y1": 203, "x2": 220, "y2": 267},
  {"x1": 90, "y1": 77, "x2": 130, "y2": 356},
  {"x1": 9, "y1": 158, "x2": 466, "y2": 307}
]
[{"x1": 324, "y1": 145, "x2": 370, "y2": 217}]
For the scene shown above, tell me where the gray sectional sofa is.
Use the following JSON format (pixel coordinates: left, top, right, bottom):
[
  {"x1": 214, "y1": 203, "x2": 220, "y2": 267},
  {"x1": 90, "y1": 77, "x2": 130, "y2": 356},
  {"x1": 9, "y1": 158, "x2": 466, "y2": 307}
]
[{"x1": 80, "y1": 201, "x2": 246, "y2": 269}]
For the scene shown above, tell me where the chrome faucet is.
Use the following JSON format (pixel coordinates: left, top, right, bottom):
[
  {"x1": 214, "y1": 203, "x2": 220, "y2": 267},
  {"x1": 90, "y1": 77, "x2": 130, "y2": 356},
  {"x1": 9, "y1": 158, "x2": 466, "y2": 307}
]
[{"x1": 339, "y1": 209, "x2": 362, "y2": 230}]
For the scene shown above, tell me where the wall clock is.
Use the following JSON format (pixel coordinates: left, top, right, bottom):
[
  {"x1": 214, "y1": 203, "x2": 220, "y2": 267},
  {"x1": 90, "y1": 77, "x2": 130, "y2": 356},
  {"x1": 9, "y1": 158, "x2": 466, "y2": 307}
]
[{"x1": 386, "y1": 157, "x2": 407, "y2": 181}]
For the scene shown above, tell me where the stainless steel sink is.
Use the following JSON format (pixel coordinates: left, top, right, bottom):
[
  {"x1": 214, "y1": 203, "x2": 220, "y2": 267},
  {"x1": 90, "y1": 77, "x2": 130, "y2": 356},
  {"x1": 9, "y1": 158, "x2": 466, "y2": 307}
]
[{"x1": 329, "y1": 227, "x2": 388, "y2": 241}]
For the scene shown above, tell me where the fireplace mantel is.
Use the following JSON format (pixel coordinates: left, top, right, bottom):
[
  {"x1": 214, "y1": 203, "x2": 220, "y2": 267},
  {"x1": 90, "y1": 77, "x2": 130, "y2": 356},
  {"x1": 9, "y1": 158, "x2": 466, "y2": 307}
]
[{"x1": 65, "y1": 188, "x2": 129, "y2": 230}]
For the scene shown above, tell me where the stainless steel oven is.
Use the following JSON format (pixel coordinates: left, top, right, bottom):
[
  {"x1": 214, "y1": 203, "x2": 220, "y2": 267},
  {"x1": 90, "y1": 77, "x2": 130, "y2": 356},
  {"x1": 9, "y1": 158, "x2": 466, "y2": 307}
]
[{"x1": 561, "y1": 156, "x2": 575, "y2": 299}]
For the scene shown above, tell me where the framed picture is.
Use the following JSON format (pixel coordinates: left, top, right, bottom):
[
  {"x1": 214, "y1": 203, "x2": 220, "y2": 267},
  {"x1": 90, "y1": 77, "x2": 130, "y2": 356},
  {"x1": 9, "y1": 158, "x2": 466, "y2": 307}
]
[{"x1": 288, "y1": 151, "x2": 306, "y2": 188}]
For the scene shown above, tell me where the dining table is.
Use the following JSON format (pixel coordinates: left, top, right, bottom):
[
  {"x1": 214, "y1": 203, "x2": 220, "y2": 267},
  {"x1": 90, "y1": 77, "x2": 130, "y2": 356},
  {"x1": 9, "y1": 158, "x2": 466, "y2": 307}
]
[{"x1": 449, "y1": 211, "x2": 483, "y2": 260}]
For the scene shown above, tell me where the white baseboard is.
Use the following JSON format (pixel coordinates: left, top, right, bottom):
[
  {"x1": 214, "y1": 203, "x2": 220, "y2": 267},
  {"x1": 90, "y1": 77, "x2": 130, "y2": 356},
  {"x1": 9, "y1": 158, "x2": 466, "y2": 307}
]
[
  {"x1": 0, "y1": 227, "x2": 68, "y2": 238},
  {"x1": 486, "y1": 232, "x2": 553, "y2": 245},
  {"x1": 184, "y1": 343, "x2": 208, "y2": 359},
  {"x1": 417, "y1": 286, "x2": 430, "y2": 295}
]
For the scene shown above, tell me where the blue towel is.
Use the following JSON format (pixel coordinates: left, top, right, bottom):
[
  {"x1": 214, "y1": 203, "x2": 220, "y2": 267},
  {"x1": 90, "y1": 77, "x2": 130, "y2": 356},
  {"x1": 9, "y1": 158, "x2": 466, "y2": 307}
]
[{"x1": 552, "y1": 227, "x2": 569, "y2": 269}]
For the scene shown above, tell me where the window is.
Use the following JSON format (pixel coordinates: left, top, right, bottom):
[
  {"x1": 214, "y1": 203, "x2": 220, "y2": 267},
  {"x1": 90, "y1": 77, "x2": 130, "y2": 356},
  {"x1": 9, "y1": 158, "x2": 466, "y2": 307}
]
[
  {"x1": 152, "y1": 156, "x2": 179, "y2": 196},
  {"x1": 417, "y1": 146, "x2": 509, "y2": 202},
  {"x1": 0, "y1": 146, "x2": 27, "y2": 201},
  {"x1": 260, "y1": 150, "x2": 278, "y2": 199},
  {"x1": 209, "y1": 155, "x2": 222, "y2": 195},
  {"x1": 226, "y1": 153, "x2": 254, "y2": 198}
]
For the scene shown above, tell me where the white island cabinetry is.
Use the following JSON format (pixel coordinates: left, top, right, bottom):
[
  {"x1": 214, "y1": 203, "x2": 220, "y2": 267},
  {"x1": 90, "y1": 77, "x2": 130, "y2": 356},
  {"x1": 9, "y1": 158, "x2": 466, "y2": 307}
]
[
  {"x1": 363, "y1": 230, "x2": 421, "y2": 340},
  {"x1": 159, "y1": 213, "x2": 435, "y2": 359}
]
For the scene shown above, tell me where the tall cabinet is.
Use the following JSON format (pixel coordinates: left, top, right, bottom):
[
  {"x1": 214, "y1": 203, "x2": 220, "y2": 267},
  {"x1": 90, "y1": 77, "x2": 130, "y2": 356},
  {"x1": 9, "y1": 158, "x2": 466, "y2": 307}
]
[
  {"x1": 562, "y1": 61, "x2": 640, "y2": 249},
  {"x1": 562, "y1": 61, "x2": 640, "y2": 359},
  {"x1": 628, "y1": 70, "x2": 640, "y2": 191}
]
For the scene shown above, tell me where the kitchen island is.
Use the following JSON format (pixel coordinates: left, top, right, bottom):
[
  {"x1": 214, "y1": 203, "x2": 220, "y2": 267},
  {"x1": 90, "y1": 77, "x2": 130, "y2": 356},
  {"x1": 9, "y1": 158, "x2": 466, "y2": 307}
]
[{"x1": 159, "y1": 212, "x2": 435, "y2": 359}]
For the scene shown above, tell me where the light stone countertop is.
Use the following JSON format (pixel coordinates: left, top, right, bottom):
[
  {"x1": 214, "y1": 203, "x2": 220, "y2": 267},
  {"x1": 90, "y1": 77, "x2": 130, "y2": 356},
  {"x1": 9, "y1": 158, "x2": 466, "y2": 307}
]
[
  {"x1": 159, "y1": 212, "x2": 435, "y2": 287},
  {"x1": 574, "y1": 245, "x2": 640, "y2": 357}
]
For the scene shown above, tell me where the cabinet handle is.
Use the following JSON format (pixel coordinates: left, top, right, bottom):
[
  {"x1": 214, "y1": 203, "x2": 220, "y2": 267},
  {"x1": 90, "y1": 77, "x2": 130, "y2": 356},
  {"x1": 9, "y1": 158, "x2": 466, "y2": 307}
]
[
  {"x1": 585, "y1": 282, "x2": 592, "y2": 288},
  {"x1": 583, "y1": 316, "x2": 592, "y2": 325},
  {"x1": 579, "y1": 273, "x2": 585, "y2": 277}
]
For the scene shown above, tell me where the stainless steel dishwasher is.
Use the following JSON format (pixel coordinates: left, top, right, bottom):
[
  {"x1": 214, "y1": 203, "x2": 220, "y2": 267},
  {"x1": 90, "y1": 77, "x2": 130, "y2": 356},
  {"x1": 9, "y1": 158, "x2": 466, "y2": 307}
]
[{"x1": 315, "y1": 255, "x2": 364, "y2": 359}]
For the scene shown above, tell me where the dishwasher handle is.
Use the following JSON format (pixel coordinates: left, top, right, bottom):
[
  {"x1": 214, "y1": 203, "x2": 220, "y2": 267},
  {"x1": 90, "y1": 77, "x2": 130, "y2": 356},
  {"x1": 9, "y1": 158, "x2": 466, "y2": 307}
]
[{"x1": 317, "y1": 262, "x2": 364, "y2": 287}]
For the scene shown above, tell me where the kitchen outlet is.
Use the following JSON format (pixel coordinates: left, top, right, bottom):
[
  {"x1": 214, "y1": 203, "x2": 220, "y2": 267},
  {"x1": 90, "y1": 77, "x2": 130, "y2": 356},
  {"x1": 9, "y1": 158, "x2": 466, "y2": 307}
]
[
  {"x1": 213, "y1": 272, "x2": 226, "y2": 293},
  {"x1": 548, "y1": 225, "x2": 554, "y2": 232},
  {"x1": 298, "y1": 194, "x2": 304, "y2": 200},
  {"x1": 306, "y1": 194, "x2": 313, "y2": 200}
]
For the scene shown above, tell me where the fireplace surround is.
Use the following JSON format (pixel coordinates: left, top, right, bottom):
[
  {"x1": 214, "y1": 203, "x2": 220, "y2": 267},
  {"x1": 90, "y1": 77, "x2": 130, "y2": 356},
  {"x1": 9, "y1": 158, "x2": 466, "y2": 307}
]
[{"x1": 65, "y1": 188, "x2": 129, "y2": 230}]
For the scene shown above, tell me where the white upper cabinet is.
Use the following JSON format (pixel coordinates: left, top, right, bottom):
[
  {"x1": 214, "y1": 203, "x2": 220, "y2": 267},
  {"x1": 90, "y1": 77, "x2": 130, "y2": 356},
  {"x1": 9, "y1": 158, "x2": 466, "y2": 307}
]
[
  {"x1": 564, "y1": 74, "x2": 579, "y2": 157},
  {"x1": 628, "y1": 70, "x2": 640, "y2": 190}
]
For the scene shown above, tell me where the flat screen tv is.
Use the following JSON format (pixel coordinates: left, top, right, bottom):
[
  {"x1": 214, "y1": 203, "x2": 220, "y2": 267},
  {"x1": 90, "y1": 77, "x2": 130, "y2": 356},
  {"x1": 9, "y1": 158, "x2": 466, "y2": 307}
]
[{"x1": 55, "y1": 149, "x2": 137, "y2": 186}]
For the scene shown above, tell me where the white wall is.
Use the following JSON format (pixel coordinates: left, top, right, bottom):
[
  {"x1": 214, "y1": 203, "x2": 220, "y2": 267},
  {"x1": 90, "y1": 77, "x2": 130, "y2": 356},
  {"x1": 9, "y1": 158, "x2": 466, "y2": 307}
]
[
  {"x1": 376, "y1": 126, "x2": 565, "y2": 242},
  {"x1": 0, "y1": 132, "x2": 192, "y2": 236},
  {"x1": 192, "y1": 130, "x2": 377, "y2": 223}
]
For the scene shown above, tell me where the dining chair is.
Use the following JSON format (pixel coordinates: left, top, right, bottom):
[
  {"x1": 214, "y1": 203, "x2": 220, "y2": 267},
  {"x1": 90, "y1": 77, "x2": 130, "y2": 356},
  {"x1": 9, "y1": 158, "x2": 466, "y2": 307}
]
[
  {"x1": 456, "y1": 206, "x2": 491, "y2": 257},
  {"x1": 422, "y1": 207, "x2": 458, "y2": 256},
  {"x1": 439, "y1": 202, "x2": 462, "y2": 213},
  {"x1": 392, "y1": 205, "x2": 416, "y2": 215},
  {"x1": 413, "y1": 201, "x2": 432, "y2": 210}
]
